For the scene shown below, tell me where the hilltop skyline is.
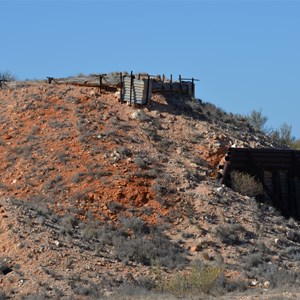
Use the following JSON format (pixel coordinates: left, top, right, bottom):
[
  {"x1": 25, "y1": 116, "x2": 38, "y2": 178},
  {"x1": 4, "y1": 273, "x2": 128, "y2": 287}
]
[{"x1": 1, "y1": 0, "x2": 299, "y2": 137}]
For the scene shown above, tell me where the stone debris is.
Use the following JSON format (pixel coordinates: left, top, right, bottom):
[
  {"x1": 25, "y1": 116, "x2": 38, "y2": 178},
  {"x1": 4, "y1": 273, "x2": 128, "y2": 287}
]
[{"x1": 0, "y1": 79, "x2": 299, "y2": 299}]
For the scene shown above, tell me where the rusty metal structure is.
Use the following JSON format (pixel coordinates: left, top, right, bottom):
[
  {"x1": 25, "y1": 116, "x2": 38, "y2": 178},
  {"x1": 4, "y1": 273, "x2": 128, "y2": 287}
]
[{"x1": 221, "y1": 147, "x2": 300, "y2": 219}]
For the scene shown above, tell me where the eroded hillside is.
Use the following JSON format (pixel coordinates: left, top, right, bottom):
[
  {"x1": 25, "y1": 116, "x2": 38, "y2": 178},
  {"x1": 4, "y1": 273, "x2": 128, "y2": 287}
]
[{"x1": 1, "y1": 79, "x2": 300, "y2": 299}]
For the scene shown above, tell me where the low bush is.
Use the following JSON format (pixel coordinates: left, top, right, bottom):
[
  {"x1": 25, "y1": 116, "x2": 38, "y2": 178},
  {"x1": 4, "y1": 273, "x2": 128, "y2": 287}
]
[
  {"x1": 247, "y1": 261, "x2": 300, "y2": 289},
  {"x1": 120, "y1": 217, "x2": 150, "y2": 235},
  {"x1": 71, "y1": 172, "x2": 86, "y2": 184},
  {"x1": 134, "y1": 156, "x2": 148, "y2": 169},
  {"x1": 230, "y1": 170, "x2": 264, "y2": 197},
  {"x1": 216, "y1": 223, "x2": 247, "y2": 245},
  {"x1": 106, "y1": 201, "x2": 124, "y2": 213},
  {"x1": 243, "y1": 252, "x2": 265, "y2": 270},
  {"x1": 158, "y1": 260, "x2": 223, "y2": 297},
  {"x1": 114, "y1": 222, "x2": 186, "y2": 268},
  {"x1": 60, "y1": 214, "x2": 79, "y2": 235},
  {"x1": 151, "y1": 175, "x2": 176, "y2": 196}
]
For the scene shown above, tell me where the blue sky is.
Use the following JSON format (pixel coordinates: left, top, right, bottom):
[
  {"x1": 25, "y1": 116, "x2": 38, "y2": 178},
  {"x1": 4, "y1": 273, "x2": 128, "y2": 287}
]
[{"x1": 1, "y1": 0, "x2": 299, "y2": 138}]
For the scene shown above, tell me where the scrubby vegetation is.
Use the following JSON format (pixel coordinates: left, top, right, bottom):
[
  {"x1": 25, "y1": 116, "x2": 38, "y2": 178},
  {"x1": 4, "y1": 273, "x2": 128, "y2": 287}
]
[
  {"x1": 246, "y1": 109, "x2": 300, "y2": 149},
  {"x1": 1, "y1": 76, "x2": 300, "y2": 299},
  {"x1": 0, "y1": 70, "x2": 16, "y2": 81},
  {"x1": 230, "y1": 170, "x2": 264, "y2": 198},
  {"x1": 157, "y1": 260, "x2": 223, "y2": 297}
]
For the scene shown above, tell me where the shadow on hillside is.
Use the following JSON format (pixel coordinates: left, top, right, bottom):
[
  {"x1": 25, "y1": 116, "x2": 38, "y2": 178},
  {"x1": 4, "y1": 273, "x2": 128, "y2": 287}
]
[
  {"x1": 9, "y1": 197, "x2": 188, "y2": 269},
  {"x1": 148, "y1": 92, "x2": 256, "y2": 134},
  {"x1": 148, "y1": 93, "x2": 208, "y2": 122},
  {"x1": 149, "y1": 94, "x2": 234, "y2": 124}
]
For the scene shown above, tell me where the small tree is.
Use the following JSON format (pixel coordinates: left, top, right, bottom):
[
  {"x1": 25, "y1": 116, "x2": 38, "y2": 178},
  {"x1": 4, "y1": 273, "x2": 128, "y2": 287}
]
[
  {"x1": 271, "y1": 123, "x2": 295, "y2": 147},
  {"x1": 247, "y1": 109, "x2": 268, "y2": 132},
  {"x1": 291, "y1": 139, "x2": 300, "y2": 150},
  {"x1": 0, "y1": 70, "x2": 16, "y2": 81}
]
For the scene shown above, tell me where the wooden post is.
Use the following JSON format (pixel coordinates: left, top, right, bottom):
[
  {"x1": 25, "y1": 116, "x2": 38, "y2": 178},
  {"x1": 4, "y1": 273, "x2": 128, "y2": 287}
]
[
  {"x1": 47, "y1": 77, "x2": 54, "y2": 84},
  {"x1": 130, "y1": 71, "x2": 133, "y2": 106},
  {"x1": 146, "y1": 75, "x2": 150, "y2": 105},
  {"x1": 179, "y1": 74, "x2": 182, "y2": 93},
  {"x1": 99, "y1": 75, "x2": 102, "y2": 93},
  {"x1": 120, "y1": 72, "x2": 123, "y2": 102},
  {"x1": 192, "y1": 78, "x2": 195, "y2": 97}
]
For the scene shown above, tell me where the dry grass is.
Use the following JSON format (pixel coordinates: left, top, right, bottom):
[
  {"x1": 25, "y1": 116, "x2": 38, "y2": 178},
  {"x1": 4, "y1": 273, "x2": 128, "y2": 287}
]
[
  {"x1": 231, "y1": 170, "x2": 264, "y2": 197},
  {"x1": 157, "y1": 260, "x2": 223, "y2": 297}
]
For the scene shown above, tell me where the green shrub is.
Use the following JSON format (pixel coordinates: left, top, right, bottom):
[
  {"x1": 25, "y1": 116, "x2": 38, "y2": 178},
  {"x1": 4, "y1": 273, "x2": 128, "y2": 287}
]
[
  {"x1": 159, "y1": 260, "x2": 222, "y2": 297},
  {"x1": 271, "y1": 122, "x2": 295, "y2": 148},
  {"x1": 291, "y1": 139, "x2": 300, "y2": 150},
  {"x1": 246, "y1": 109, "x2": 268, "y2": 132}
]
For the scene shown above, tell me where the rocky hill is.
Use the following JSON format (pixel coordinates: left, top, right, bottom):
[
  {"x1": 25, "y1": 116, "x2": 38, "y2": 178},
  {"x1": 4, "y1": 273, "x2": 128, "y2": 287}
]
[{"x1": 1, "y1": 76, "x2": 300, "y2": 299}]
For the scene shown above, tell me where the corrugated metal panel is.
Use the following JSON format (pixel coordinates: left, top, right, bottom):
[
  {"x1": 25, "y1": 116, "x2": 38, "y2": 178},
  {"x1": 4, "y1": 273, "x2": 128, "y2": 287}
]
[{"x1": 122, "y1": 77, "x2": 152, "y2": 105}]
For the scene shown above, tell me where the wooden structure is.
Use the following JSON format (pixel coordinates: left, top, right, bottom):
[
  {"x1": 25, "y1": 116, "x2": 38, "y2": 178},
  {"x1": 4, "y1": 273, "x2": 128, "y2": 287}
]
[
  {"x1": 221, "y1": 147, "x2": 300, "y2": 219},
  {"x1": 46, "y1": 72, "x2": 198, "y2": 101}
]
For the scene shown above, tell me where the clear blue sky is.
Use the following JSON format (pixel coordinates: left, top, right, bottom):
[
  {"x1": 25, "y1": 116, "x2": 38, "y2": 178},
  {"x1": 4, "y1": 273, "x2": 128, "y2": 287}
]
[{"x1": 1, "y1": 0, "x2": 299, "y2": 138}]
